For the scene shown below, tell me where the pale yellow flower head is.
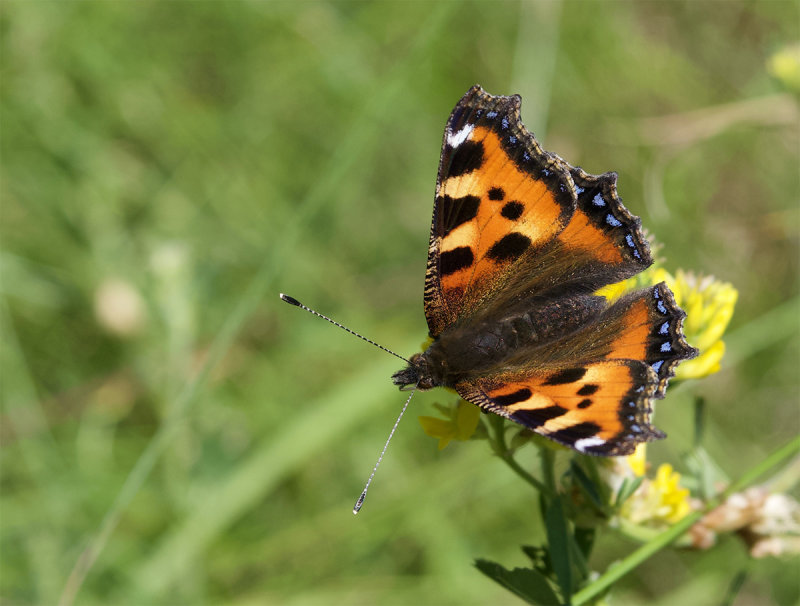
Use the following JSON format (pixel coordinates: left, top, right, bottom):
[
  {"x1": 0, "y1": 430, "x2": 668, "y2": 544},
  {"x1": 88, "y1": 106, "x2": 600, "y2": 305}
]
[{"x1": 622, "y1": 462, "x2": 692, "y2": 526}]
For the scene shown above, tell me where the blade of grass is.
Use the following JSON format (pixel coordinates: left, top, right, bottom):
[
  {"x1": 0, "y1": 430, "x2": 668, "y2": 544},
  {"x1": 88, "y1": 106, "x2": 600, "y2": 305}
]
[
  {"x1": 511, "y1": 0, "x2": 562, "y2": 141},
  {"x1": 1, "y1": 303, "x2": 68, "y2": 602}
]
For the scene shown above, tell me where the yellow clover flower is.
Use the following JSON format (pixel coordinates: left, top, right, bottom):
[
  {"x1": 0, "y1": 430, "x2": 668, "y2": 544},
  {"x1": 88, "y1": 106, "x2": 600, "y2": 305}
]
[
  {"x1": 622, "y1": 462, "x2": 692, "y2": 526},
  {"x1": 651, "y1": 463, "x2": 692, "y2": 523},
  {"x1": 658, "y1": 269, "x2": 737, "y2": 379},
  {"x1": 419, "y1": 399, "x2": 481, "y2": 450}
]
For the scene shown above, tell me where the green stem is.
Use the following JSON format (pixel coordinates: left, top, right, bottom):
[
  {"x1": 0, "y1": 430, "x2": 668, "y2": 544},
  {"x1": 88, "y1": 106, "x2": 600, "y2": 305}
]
[
  {"x1": 504, "y1": 451, "x2": 551, "y2": 496},
  {"x1": 572, "y1": 434, "x2": 800, "y2": 605},
  {"x1": 490, "y1": 417, "x2": 551, "y2": 496},
  {"x1": 541, "y1": 447, "x2": 557, "y2": 493}
]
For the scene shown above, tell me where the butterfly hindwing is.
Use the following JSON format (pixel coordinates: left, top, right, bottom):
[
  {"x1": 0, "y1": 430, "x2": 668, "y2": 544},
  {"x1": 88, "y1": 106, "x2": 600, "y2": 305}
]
[
  {"x1": 456, "y1": 360, "x2": 660, "y2": 456},
  {"x1": 452, "y1": 283, "x2": 696, "y2": 455},
  {"x1": 602, "y1": 283, "x2": 695, "y2": 397}
]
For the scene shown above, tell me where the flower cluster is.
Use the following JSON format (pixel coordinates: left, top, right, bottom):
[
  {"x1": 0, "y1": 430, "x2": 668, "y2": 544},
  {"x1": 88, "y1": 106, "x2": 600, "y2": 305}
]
[
  {"x1": 603, "y1": 439, "x2": 800, "y2": 559},
  {"x1": 606, "y1": 445, "x2": 694, "y2": 529},
  {"x1": 691, "y1": 487, "x2": 800, "y2": 558},
  {"x1": 626, "y1": 462, "x2": 692, "y2": 525}
]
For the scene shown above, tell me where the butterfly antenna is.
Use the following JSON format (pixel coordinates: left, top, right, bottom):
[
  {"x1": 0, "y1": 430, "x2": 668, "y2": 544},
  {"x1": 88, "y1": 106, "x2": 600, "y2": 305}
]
[
  {"x1": 280, "y1": 293, "x2": 409, "y2": 363},
  {"x1": 353, "y1": 383, "x2": 418, "y2": 514}
]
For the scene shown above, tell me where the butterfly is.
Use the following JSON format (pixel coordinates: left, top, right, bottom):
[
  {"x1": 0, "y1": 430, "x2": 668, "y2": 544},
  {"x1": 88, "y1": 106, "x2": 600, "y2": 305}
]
[{"x1": 391, "y1": 85, "x2": 698, "y2": 456}]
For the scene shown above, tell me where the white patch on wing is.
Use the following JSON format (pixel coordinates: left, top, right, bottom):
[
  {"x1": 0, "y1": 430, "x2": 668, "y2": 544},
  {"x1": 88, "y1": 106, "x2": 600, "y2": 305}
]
[
  {"x1": 574, "y1": 437, "x2": 606, "y2": 453},
  {"x1": 446, "y1": 123, "x2": 475, "y2": 148}
]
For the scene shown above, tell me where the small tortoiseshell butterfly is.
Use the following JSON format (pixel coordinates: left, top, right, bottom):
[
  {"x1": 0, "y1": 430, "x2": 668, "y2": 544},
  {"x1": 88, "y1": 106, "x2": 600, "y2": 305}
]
[{"x1": 389, "y1": 85, "x2": 697, "y2": 456}]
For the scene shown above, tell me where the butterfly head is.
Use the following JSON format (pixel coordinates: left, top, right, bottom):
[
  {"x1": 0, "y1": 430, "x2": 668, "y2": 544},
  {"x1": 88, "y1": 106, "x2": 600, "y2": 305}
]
[{"x1": 391, "y1": 352, "x2": 439, "y2": 391}]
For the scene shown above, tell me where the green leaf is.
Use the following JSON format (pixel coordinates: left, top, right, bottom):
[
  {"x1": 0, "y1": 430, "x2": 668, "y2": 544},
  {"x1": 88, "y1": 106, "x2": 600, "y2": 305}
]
[
  {"x1": 571, "y1": 527, "x2": 595, "y2": 581},
  {"x1": 573, "y1": 527, "x2": 595, "y2": 561},
  {"x1": 581, "y1": 458, "x2": 612, "y2": 506},
  {"x1": 614, "y1": 475, "x2": 643, "y2": 507},
  {"x1": 521, "y1": 544, "x2": 553, "y2": 578},
  {"x1": 569, "y1": 460, "x2": 606, "y2": 513},
  {"x1": 521, "y1": 544, "x2": 539, "y2": 565},
  {"x1": 545, "y1": 498, "x2": 572, "y2": 602},
  {"x1": 475, "y1": 559, "x2": 562, "y2": 605}
]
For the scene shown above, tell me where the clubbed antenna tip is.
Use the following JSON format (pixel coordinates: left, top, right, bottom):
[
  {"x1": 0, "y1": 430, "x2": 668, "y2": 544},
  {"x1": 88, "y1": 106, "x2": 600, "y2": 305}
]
[
  {"x1": 353, "y1": 491, "x2": 366, "y2": 515},
  {"x1": 280, "y1": 293, "x2": 301, "y2": 306}
]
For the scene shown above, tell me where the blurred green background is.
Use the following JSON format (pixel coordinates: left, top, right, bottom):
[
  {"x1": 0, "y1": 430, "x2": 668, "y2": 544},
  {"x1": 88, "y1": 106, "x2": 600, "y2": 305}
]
[{"x1": 2, "y1": 1, "x2": 798, "y2": 604}]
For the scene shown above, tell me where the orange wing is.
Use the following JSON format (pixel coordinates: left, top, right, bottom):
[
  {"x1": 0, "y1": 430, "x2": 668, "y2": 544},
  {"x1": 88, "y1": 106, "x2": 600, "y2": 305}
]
[
  {"x1": 424, "y1": 86, "x2": 651, "y2": 337},
  {"x1": 453, "y1": 284, "x2": 696, "y2": 455},
  {"x1": 457, "y1": 360, "x2": 660, "y2": 455}
]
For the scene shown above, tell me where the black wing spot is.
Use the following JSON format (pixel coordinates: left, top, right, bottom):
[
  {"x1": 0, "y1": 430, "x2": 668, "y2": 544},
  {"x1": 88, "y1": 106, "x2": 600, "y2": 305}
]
[
  {"x1": 577, "y1": 399, "x2": 592, "y2": 409},
  {"x1": 448, "y1": 140, "x2": 484, "y2": 177},
  {"x1": 487, "y1": 232, "x2": 531, "y2": 262},
  {"x1": 438, "y1": 195, "x2": 480, "y2": 236},
  {"x1": 512, "y1": 405, "x2": 568, "y2": 429},
  {"x1": 440, "y1": 247, "x2": 474, "y2": 276},
  {"x1": 501, "y1": 201, "x2": 524, "y2": 220},
  {"x1": 577, "y1": 384, "x2": 599, "y2": 396},
  {"x1": 492, "y1": 388, "x2": 531, "y2": 406},
  {"x1": 544, "y1": 367, "x2": 587, "y2": 385},
  {"x1": 548, "y1": 421, "x2": 601, "y2": 443},
  {"x1": 488, "y1": 187, "x2": 505, "y2": 200}
]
